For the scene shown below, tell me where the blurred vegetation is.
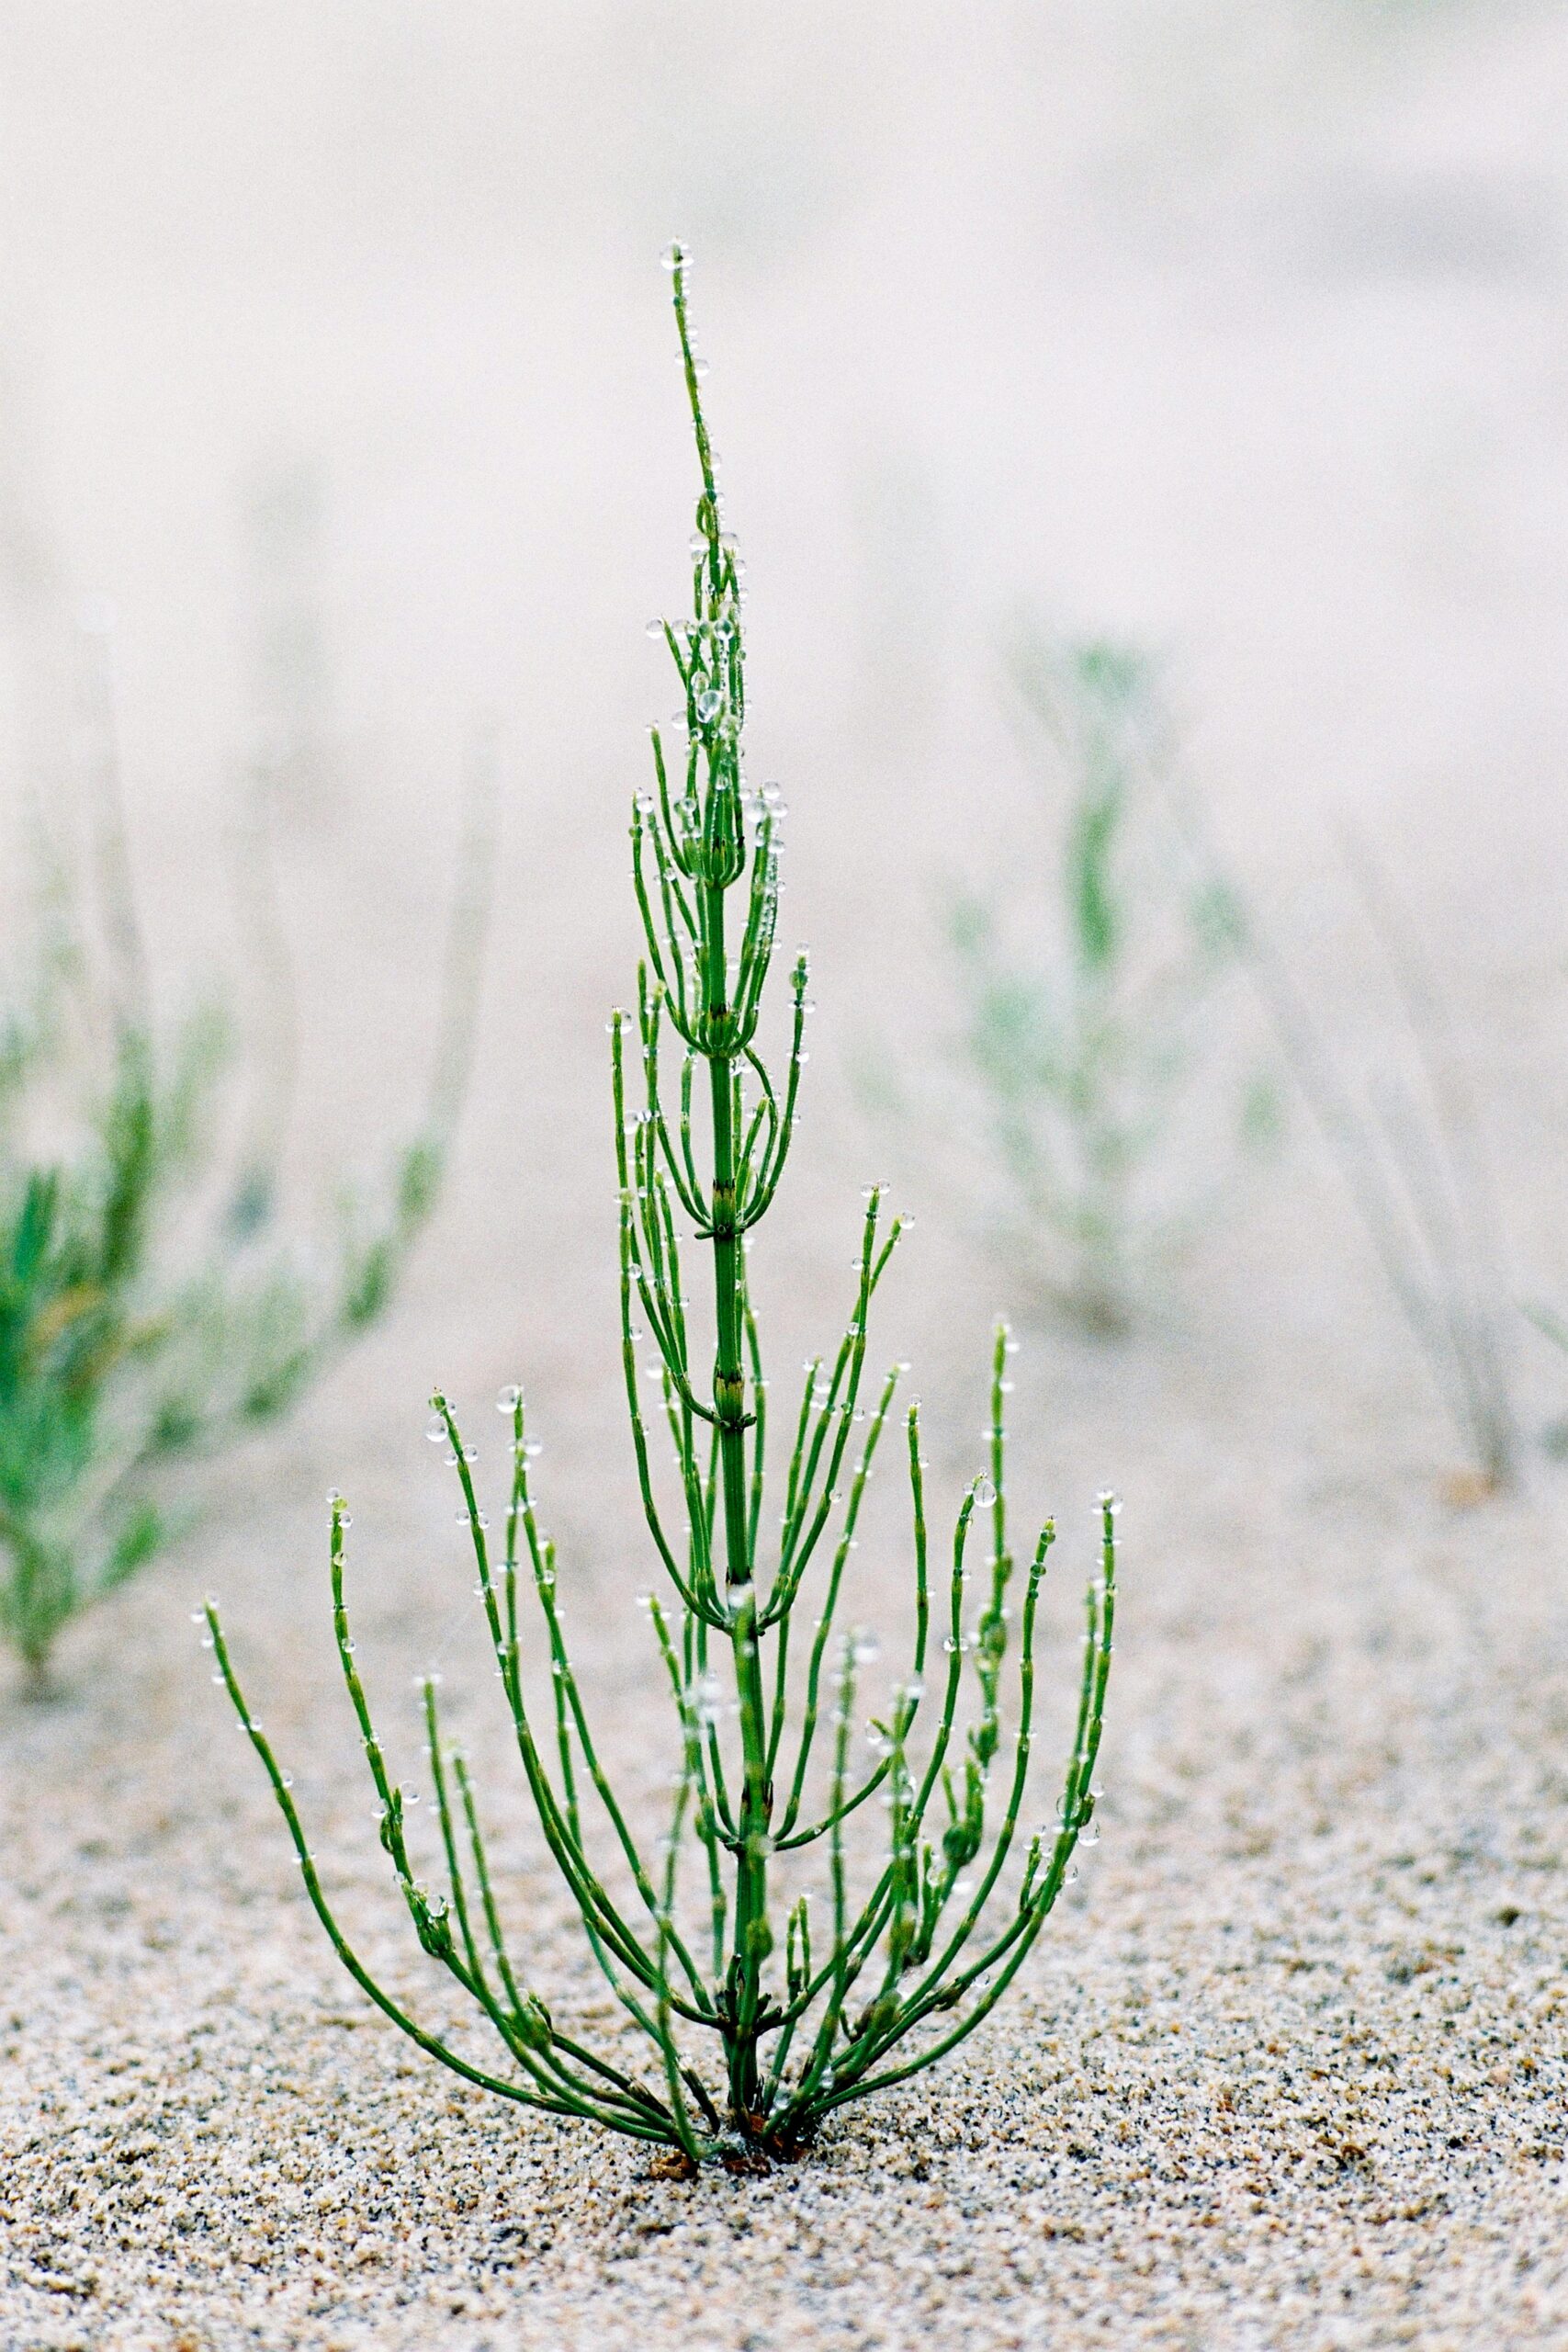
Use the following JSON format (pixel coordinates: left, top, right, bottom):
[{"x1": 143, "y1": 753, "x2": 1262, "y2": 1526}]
[
  {"x1": 1201, "y1": 819, "x2": 1521, "y2": 1494},
  {"x1": 0, "y1": 746, "x2": 489, "y2": 1694},
  {"x1": 940, "y1": 630, "x2": 1275, "y2": 1336}
]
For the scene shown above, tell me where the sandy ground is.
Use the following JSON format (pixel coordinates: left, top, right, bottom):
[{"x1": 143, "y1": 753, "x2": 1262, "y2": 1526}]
[
  {"x1": 6, "y1": 1258, "x2": 1568, "y2": 2352},
  {"x1": 5, "y1": 5, "x2": 1568, "y2": 2348}
]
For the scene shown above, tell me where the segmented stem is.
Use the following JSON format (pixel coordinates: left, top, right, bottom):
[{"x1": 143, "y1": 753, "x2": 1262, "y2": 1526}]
[{"x1": 208, "y1": 245, "x2": 1116, "y2": 2164}]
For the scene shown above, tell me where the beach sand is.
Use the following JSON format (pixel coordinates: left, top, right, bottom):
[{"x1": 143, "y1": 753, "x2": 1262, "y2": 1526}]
[{"x1": 4, "y1": 6, "x2": 1568, "y2": 2345}]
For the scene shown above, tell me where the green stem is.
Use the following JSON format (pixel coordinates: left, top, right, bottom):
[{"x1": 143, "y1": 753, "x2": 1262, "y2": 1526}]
[{"x1": 705, "y1": 885, "x2": 772, "y2": 2125}]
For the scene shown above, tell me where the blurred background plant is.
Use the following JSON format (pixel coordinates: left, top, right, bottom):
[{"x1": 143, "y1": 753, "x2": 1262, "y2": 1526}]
[
  {"x1": 892, "y1": 628, "x2": 1277, "y2": 1338},
  {"x1": 0, "y1": 621, "x2": 491, "y2": 1695},
  {"x1": 1189, "y1": 809, "x2": 1522, "y2": 1497}
]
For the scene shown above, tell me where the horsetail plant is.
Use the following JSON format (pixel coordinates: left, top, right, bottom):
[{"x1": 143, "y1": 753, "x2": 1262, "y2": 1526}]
[
  {"x1": 942, "y1": 632, "x2": 1271, "y2": 1335},
  {"x1": 0, "y1": 655, "x2": 491, "y2": 1692},
  {"x1": 1175, "y1": 788, "x2": 1518, "y2": 1494},
  {"x1": 209, "y1": 248, "x2": 1115, "y2": 2165}
]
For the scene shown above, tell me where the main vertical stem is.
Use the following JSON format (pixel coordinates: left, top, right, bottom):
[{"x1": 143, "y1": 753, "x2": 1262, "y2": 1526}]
[{"x1": 704, "y1": 883, "x2": 771, "y2": 2124}]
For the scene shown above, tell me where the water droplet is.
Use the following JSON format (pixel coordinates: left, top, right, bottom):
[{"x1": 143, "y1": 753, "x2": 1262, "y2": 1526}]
[
  {"x1": 974, "y1": 1476, "x2": 998, "y2": 1509},
  {"x1": 695, "y1": 1669, "x2": 724, "y2": 1726},
  {"x1": 693, "y1": 357, "x2": 710, "y2": 379},
  {"x1": 696, "y1": 690, "x2": 723, "y2": 723},
  {"x1": 425, "y1": 1417, "x2": 446, "y2": 1443},
  {"x1": 496, "y1": 1385, "x2": 522, "y2": 1414},
  {"x1": 645, "y1": 618, "x2": 664, "y2": 638}
]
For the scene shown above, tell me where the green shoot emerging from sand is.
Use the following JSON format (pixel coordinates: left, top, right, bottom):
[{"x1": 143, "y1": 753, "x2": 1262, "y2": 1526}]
[
  {"x1": 0, "y1": 743, "x2": 485, "y2": 1693},
  {"x1": 945, "y1": 634, "x2": 1271, "y2": 1336},
  {"x1": 209, "y1": 251, "x2": 1115, "y2": 2167}
]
